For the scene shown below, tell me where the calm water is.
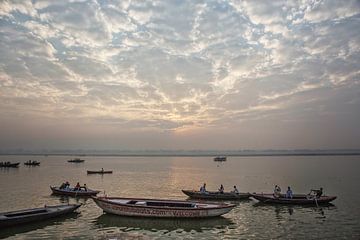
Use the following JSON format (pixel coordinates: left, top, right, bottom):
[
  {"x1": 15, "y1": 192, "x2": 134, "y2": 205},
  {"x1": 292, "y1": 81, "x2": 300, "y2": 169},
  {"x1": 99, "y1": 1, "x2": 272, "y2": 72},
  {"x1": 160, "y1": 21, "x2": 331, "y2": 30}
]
[{"x1": 0, "y1": 155, "x2": 359, "y2": 239}]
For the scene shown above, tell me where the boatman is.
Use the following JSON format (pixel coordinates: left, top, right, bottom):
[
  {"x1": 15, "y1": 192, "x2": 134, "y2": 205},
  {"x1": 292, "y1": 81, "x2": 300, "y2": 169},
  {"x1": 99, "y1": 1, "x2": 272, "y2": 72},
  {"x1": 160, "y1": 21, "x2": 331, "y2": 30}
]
[
  {"x1": 286, "y1": 186, "x2": 293, "y2": 199},
  {"x1": 200, "y1": 183, "x2": 207, "y2": 193}
]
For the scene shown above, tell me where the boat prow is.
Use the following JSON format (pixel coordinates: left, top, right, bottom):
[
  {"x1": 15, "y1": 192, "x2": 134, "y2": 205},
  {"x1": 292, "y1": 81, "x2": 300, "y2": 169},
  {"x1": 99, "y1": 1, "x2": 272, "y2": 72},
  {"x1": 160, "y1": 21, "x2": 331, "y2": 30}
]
[{"x1": 92, "y1": 196, "x2": 235, "y2": 218}]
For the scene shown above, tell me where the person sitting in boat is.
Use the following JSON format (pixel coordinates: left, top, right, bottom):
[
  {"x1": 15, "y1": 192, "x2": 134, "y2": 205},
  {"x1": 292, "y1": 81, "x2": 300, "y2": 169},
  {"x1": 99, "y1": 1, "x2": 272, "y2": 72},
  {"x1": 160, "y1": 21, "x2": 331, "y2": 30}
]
[
  {"x1": 218, "y1": 184, "x2": 224, "y2": 193},
  {"x1": 286, "y1": 186, "x2": 293, "y2": 199},
  {"x1": 311, "y1": 187, "x2": 323, "y2": 198},
  {"x1": 231, "y1": 185, "x2": 239, "y2": 194},
  {"x1": 81, "y1": 183, "x2": 88, "y2": 191},
  {"x1": 74, "y1": 182, "x2": 81, "y2": 191},
  {"x1": 200, "y1": 183, "x2": 207, "y2": 193},
  {"x1": 274, "y1": 185, "x2": 281, "y2": 197},
  {"x1": 59, "y1": 182, "x2": 66, "y2": 189}
]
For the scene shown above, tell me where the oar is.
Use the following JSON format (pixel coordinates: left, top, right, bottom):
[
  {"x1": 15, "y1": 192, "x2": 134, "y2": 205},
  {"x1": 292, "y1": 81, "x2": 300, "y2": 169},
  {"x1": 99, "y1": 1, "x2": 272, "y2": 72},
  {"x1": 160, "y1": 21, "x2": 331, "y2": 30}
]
[{"x1": 314, "y1": 196, "x2": 319, "y2": 208}]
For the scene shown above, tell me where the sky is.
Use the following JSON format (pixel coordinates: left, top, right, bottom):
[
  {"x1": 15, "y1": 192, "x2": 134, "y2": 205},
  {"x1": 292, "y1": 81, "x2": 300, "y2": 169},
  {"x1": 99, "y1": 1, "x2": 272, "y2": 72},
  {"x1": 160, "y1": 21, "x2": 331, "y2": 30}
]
[{"x1": 0, "y1": 0, "x2": 359, "y2": 151}]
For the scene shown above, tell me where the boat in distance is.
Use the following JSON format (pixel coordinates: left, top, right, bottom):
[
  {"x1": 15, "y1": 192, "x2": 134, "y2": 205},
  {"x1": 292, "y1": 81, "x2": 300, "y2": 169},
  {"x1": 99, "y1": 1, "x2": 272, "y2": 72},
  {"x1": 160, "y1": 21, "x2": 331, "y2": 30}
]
[
  {"x1": 92, "y1": 196, "x2": 235, "y2": 218},
  {"x1": 251, "y1": 193, "x2": 337, "y2": 205},
  {"x1": 50, "y1": 186, "x2": 100, "y2": 197},
  {"x1": 24, "y1": 160, "x2": 40, "y2": 166},
  {"x1": 68, "y1": 158, "x2": 85, "y2": 163},
  {"x1": 0, "y1": 162, "x2": 20, "y2": 168},
  {"x1": 182, "y1": 190, "x2": 250, "y2": 200},
  {"x1": 0, "y1": 204, "x2": 81, "y2": 228},
  {"x1": 213, "y1": 156, "x2": 227, "y2": 161},
  {"x1": 87, "y1": 170, "x2": 113, "y2": 174}
]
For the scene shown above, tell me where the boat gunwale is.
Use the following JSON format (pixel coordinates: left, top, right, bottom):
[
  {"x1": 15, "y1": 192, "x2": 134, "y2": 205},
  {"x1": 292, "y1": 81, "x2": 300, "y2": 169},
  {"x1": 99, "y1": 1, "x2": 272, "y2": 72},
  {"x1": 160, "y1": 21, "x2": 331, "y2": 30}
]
[{"x1": 92, "y1": 196, "x2": 235, "y2": 211}]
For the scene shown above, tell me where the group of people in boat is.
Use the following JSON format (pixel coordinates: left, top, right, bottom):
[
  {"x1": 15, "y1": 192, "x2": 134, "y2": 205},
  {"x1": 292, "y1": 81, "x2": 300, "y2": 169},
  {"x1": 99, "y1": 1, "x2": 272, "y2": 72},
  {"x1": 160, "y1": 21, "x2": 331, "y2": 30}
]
[
  {"x1": 25, "y1": 160, "x2": 39, "y2": 164},
  {"x1": 59, "y1": 181, "x2": 88, "y2": 191},
  {"x1": 200, "y1": 183, "x2": 239, "y2": 194},
  {"x1": 0, "y1": 161, "x2": 12, "y2": 165},
  {"x1": 274, "y1": 185, "x2": 323, "y2": 199}
]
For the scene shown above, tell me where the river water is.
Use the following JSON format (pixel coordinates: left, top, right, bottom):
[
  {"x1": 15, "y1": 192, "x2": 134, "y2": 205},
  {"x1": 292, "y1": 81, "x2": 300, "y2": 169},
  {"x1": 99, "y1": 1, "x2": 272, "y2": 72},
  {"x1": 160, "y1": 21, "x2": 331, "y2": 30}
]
[{"x1": 0, "y1": 155, "x2": 359, "y2": 239}]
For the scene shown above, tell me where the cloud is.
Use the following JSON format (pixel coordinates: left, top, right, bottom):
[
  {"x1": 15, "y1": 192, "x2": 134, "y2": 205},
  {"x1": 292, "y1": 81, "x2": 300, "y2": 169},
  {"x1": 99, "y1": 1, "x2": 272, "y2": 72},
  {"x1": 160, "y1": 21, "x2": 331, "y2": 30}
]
[{"x1": 0, "y1": 0, "x2": 359, "y2": 149}]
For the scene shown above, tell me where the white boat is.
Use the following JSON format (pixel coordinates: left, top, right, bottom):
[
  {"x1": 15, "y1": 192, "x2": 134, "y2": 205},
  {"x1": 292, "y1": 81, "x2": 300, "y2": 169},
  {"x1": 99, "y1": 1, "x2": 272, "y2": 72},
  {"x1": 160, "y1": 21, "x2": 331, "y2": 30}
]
[{"x1": 92, "y1": 196, "x2": 235, "y2": 218}]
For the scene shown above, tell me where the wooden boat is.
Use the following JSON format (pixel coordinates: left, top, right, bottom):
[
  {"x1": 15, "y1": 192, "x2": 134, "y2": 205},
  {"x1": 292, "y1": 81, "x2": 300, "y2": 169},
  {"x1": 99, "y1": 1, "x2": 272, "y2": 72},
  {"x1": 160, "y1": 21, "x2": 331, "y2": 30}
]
[
  {"x1": 87, "y1": 170, "x2": 113, "y2": 174},
  {"x1": 251, "y1": 193, "x2": 337, "y2": 205},
  {"x1": 0, "y1": 204, "x2": 81, "y2": 228},
  {"x1": 50, "y1": 186, "x2": 100, "y2": 197},
  {"x1": 214, "y1": 156, "x2": 227, "y2": 161},
  {"x1": 0, "y1": 162, "x2": 20, "y2": 168},
  {"x1": 68, "y1": 158, "x2": 85, "y2": 163},
  {"x1": 92, "y1": 196, "x2": 235, "y2": 218},
  {"x1": 182, "y1": 190, "x2": 250, "y2": 200},
  {"x1": 24, "y1": 161, "x2": 40, "y2": 166}
]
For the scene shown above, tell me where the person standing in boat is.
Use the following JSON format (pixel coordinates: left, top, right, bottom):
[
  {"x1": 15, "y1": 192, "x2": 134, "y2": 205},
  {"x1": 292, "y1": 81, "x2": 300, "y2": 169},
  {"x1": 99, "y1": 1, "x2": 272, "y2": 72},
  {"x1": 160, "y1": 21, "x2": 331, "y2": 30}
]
[
  {"x1": 274, "y1": 185, "x2": 281, "y2": 197},
  {"x1": 286, "y1": 186, "x2": 293, "y2": 199},
  {"x1": 218, "y1": 184, "x2": 224, "y2": 193},
  {"x1": 200, "y1": 183, "x2": 207, "y2": 193}
]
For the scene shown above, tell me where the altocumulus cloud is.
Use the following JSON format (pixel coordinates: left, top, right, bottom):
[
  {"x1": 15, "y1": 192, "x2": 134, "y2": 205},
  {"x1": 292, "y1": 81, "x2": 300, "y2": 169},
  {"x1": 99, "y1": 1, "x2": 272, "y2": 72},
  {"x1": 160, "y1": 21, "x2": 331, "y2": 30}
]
[{"x1": 0, "y1": 0, "x2": 359, "y2": 150}]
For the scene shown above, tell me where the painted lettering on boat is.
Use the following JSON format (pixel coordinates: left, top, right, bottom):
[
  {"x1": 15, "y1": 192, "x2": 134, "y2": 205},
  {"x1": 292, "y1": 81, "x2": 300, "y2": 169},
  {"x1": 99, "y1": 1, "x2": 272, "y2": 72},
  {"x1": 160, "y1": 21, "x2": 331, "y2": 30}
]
[{"x1": 101, "y1": 202, "x2": 202, "y2": 217}]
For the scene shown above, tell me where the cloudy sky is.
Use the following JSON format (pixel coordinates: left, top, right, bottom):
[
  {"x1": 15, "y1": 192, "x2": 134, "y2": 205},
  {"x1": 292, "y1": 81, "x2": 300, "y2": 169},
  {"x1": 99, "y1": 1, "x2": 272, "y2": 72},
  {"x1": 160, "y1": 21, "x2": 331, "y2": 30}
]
[{"x1": 0, "y1": 0, "x2": 359, "y2": 151}]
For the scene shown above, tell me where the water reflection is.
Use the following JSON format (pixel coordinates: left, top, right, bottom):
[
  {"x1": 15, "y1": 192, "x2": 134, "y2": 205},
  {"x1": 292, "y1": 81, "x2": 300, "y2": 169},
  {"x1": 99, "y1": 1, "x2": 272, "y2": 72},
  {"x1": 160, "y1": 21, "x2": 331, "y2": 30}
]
[
  {"x1": 95, "y1": 213, "x2": 234, "y2": 232},
  {"x1": 50, "y1": 194, "x2": 91, "y2": 205},
  {"x1": 253, "y1": 202, "x2": 336, "y2": 218},
  {"x1": 0, "y1": 212, "x2": 79, "y2": 239}
]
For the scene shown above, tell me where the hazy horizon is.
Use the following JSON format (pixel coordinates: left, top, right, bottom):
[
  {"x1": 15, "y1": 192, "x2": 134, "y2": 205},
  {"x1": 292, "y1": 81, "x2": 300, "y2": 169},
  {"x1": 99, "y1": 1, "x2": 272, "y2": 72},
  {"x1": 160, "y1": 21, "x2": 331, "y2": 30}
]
[{"x1": 1, "y1": 1, "x2": 360, "y2": 151}]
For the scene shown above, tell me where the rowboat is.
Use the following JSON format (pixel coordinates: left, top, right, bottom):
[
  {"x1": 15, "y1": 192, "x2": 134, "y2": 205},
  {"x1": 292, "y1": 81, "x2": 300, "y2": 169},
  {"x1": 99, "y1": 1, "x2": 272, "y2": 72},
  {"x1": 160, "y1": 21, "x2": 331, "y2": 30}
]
[
  {"x1": 92, "y1": 196, "x2": 235, "y2": 218},
  {"x1": 0, "y1": 204, "x2": 81, "y2": 228},
  {"x1": 251, "y1": 193, "x2": 337, "y2": 205},
  {"x1": 50, "y1": 186, "x2": 100, "y2": 197},
  {"x1": 214, "y1": 156, "x2": 227, "y2": 161},
  {"x1": 68, "y1": 158, "x2": 85, "y2": 163},
  {"x1": 182, "y1": 190, "x2": 250, "y2": 200},
  {"x1": 87, "y1": 170, "x2": 113, "y2": 174},
  {"x1": 0, "y1": 162, "x2": 20, "y2": 168},
  {"x1": 24, "y1": 161, "x2": 40, "y2": 166}
]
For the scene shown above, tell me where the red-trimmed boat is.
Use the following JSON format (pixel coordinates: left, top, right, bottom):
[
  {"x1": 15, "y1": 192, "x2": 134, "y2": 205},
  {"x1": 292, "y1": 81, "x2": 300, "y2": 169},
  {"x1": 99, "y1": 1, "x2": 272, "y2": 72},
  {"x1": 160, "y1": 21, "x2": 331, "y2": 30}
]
[
  {"x1": 92, "y1": 196, "x2": 235, "y2": 218},
  {"x1": 251, "y1": 193, "x2": 337, "y2": 205},
  {"x1": 50, "y1": 186, "x2": 100, "y2": 197},
  {"x1": 0, "y1": 204, "x2": 80, "y2": 228},
  {"x1": 182, "y1": 190, "x2": 250, "y2": 200}
]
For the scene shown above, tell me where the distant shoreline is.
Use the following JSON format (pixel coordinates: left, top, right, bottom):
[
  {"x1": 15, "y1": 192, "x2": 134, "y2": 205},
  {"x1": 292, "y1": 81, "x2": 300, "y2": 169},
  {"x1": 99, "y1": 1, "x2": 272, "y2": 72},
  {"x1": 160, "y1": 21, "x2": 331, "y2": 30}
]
[{"x1": 1, "y1": 151, "x2": 360, "y2": 157}]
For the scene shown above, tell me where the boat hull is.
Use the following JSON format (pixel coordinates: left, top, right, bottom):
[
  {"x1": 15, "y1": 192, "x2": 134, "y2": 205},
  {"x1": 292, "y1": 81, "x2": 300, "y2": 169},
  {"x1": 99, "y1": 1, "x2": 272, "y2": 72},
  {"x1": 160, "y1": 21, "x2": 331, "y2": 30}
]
[
  {"x1": 0, "y1": 204, "x2": 80, "y2": 228},
  {"x1": 92, "y1": 197, "x2": 235, "y2": 218},
  {"x1": 87, "y1": 171, "x2": 113, "y2": 174},
  {"x1": 50, "y1": 186, "x2": 100, "y2": 197},
  {"x1": 182, "y1": 190, "x2": 250, "y2": 200},
  {"x1": 251, "y1": 193, "x2": 337, "y2": 205},
  {"x1": 24, "y1": 162, "x2": 40, "y2": 166}
]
